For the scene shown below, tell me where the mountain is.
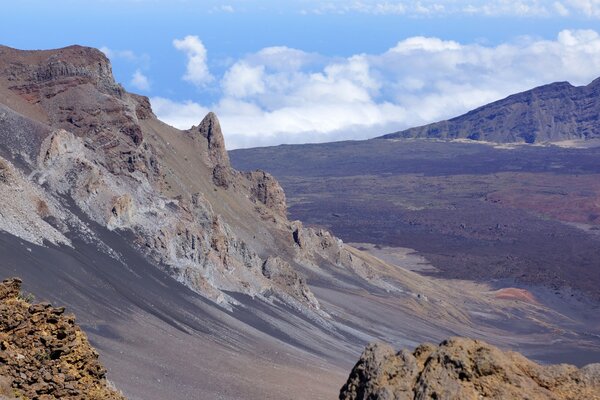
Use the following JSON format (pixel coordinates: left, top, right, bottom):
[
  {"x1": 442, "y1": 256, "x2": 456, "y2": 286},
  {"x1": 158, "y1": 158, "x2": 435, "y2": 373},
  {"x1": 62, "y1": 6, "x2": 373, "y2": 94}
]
[
  {"x1": 0, "y1": 43, "x2": 351, "y2": 314},
  {"x1": 1, "y1": 44, "x2": 600, "y2": 399},
  {"x1": 380, "y1": 78, "x2": 600, "y2": 143},
  {"x1": 340, "y1": 338, "x2": 600, "y2": 400},
  {"x1": 0, "y1": 277, "x2": 125, "y2": 399}
]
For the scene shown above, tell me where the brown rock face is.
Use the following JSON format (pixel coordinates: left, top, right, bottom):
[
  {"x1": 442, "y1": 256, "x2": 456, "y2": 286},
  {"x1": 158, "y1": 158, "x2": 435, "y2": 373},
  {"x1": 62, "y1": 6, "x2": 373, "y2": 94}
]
[
  {"x1": 190, "y1": 112, "x2": 233, "y2": 188},
  {"x1": 340, "y1": 337, "x2": 600, "y2": 400},
  {"x1": 245, "y1": 170, "x2": 287, "y2": 216},
  {"x1": 192, "y1": 112, "x2": 230, "y2": 168},
  {"x1": 0, "y1": 44, "x2": 153, "y2": 171},
  {"x1": 0, "y1": 45, "x2": 119, "y2": 97},
  {"x1": 0, "y1": 278, "x2": 125, "y2": 399}
]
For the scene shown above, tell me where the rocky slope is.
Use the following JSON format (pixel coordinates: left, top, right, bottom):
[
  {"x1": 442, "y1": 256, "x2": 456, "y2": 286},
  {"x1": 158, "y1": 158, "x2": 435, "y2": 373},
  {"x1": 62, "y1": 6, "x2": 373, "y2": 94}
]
[
  {"x1": 380, "y1": 78, "x2": 600, "y2": 143},
  {"x1": 0, "y1": 278, "x2": 124, "y2": 400},
  {"x1": 340, "y1": 337, "x2": 600, "y2": 400},
  {"x1": 0, "y1": 43, "x2": 372, "y2": 315},
  {"x1": 1, "y1": 44, "x2": 599, "y2": 399}
]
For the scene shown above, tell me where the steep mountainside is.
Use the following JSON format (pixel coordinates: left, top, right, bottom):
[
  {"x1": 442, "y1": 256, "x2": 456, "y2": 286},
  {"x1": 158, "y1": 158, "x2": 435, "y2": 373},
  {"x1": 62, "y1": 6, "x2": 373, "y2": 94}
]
[
  {"x1": 1, "y1": 44, "x2": 599, "y2": 399},
  {"x1": 0, "y1": 43, "x2": 354, "y2": 313},
  {"x1": 380, "y1": 78, "x2": 600, "y2": 143},
  {"x1": 0, "y1": 278, "x2": 124, "y2": 400},
  {"x1": 340, "y1": 338, "x2": 600, "y2": 400}
]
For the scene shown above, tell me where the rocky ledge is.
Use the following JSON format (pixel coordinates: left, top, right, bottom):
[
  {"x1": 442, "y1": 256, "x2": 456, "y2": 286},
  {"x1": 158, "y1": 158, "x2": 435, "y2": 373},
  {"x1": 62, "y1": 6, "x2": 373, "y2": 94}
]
[
  {"x1": 0, "y1": 278, "x2": 125, "y2": 400},
  {"x1": 340, "y1": 337, "x2": 600, "y2": 400}
]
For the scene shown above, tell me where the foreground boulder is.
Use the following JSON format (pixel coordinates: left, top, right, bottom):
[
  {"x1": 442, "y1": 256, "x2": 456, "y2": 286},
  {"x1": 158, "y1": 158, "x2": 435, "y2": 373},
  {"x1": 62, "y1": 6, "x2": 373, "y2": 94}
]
[
  {"x1": 340, "y1": 337, "x2": 600, "y2": 400},
  {"x1": 0, "y1": 278, "x2": 125, "y2": 399}
]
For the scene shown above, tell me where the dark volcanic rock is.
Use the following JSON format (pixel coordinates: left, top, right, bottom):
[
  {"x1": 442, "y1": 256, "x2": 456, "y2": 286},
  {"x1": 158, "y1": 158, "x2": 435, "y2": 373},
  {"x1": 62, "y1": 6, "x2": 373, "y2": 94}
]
[
  {"x1": 381, "y1": 78, "x2": 600, "y2": 143},
  {"x1": 0, "y1": 278, "x2": 125, "y2": 399},
  {"x1": 340, "y1": 337, "x2": 600, "y2": 400}
]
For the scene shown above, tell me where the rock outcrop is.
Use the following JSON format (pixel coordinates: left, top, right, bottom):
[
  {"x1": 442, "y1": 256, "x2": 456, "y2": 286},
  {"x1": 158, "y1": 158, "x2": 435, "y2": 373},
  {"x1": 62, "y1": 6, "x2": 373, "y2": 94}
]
[
  {"x1": 245, "y1": 170, "x2": 287, "y2": 216},
  {"x1": 380, "y1": 78, "x2": 600, "y2": 143},
  {"x1": 191, "y1": 112, "x2": 229, "y2": 168},
  {"x1": 0, "y1": 44, "x2": 373, "y2": 317},
  {"x1": 0, "y1": 278, "x2": 125, "y2": 399},
  {"x1": 339, "y1": 337, "x2": 600, "y2": 400}
]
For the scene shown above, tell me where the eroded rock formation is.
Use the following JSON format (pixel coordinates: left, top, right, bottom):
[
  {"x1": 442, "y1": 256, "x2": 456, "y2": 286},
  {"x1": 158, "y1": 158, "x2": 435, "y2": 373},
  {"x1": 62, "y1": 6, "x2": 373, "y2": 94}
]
[
  {"x1": 340, "y1": 337, "x2": 600, "y2": 400},
  {"x1": 0, "y1": 44, "x2": 385, "y2": 319}
]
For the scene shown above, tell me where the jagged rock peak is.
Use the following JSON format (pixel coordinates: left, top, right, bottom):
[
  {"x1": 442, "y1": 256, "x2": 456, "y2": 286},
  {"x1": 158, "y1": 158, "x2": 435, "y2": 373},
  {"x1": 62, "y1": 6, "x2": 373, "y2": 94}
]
[
  {"x1": 340, "y1": 337, "x2": 600, "y2": 400},
  {"x1": 192, "y1": 112, "x2": 230, "y2": 168},
  {"x1": 0, "y1": 277, "x2": 126, "y2": 399}
]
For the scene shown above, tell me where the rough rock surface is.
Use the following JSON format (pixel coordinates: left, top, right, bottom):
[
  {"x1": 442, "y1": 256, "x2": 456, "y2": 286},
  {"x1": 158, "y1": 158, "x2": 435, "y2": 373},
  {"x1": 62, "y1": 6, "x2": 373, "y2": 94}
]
[
  {"x1": 245, "y1": 170, "x2": 287, "y2": 216},
  {"x1": 340, "y1": 337, "x2": 600, "y2": 400},
  {"x1": 0, "y1": 278, "x2": 125, "y2": 399},
  {"x1": 190, "y1": 111, "x2": 229, "y2": 168},
  {"x1": 381, "y1": 78, "x2": 600, "y2": 143},
  {"x1": 0, "y1": 44, "x2": 382, "y2": 318}
]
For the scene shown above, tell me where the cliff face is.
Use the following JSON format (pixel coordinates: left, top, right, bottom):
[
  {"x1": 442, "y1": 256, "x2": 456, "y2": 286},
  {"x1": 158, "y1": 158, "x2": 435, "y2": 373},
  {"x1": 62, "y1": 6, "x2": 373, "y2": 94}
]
[
  {"x1": 340, "y1": 337, "x2": 600, "y2": 400},
  {"x1": 0, "y1": 278, "x2": 125, "y2": 400},
  {"x1": 381, "y1": 78, "x2": 600, "y2": 143},
  {"x1": 0, "y1": 44, "x2": 384, "y2": 318}
]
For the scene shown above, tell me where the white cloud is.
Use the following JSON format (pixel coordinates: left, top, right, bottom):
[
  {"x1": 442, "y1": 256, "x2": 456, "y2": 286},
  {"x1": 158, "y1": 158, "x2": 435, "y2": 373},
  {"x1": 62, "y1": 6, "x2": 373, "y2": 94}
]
[
  {"x1": 153, "y1": 29, "x2": 600, "y2": 149},
  {"x1": 130, "y1": 69, "x2": 150, "y2": 91},
  {"x1": 222, "y1": 62, "x2": 265, "y2": 98},
  {"x1": 173, "y1": 35, "x2": 214, "y2": 87},
  {"x1": 389, "y1": 37, "x2": 461, "y2": 53},
  {"x1": 150, "y1": 97, "x2": 211, "y2": 130},
  {"x1": 554, "y1": 1, "x2": 571, "y2": 15},
  {"x1": 99, "y1": 47, "x2": 136, "y2": 60},
  {"x1": 566, "y1": 0, "x2": 600, "y2": 16},
  {"x1": 99, "y1": 47, "x2": 150, "y2": 66},
  {"x1": 299, "y1": 0, "x2": 600, "y2": 17},
  {"x1": 209, "y1": 4, "x2": 235, "y2": 13}
]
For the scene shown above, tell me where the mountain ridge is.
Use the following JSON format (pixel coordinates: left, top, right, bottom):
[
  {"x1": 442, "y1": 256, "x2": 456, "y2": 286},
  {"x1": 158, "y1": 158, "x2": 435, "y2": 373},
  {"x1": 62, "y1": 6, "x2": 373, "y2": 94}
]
[
  {"x1": 379, "y1": 77, "x2": 600, "y2": 143},
  {"x1": 2, "y1": 43, "x2": 600, "y2": 399}
]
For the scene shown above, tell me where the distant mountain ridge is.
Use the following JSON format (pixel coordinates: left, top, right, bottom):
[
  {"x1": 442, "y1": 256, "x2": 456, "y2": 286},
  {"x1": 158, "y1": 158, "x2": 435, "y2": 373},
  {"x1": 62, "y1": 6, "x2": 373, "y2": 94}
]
[{"x1": 380, "y1": 78, "x2": 600, "y2": 143}]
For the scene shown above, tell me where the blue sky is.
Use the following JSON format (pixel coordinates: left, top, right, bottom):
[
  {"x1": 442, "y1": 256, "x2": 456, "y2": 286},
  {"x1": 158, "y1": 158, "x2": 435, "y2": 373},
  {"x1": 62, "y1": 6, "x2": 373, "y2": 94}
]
[{"x1": 3, "y1": 0, "x2": 600, "y2": 148}]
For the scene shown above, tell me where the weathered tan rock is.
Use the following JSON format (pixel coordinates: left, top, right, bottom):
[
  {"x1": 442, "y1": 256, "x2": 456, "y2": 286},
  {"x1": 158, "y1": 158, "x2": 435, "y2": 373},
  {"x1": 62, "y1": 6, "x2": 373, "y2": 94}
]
[
  {"x1": 340, "y1": 337, "x2": 600, "y2": 400},
  {"x1": 262, "y1": 256, "x2": 319, "y2": 309},
  {"x1": 108, "y1": 194, "x2": 135, "y2": 228},
  {"x1": 0, "y1": 278, "x2": 125, "y2": 399},
  {"x1": 245, "y1": 170, "x2": 287, "y2": 216}
]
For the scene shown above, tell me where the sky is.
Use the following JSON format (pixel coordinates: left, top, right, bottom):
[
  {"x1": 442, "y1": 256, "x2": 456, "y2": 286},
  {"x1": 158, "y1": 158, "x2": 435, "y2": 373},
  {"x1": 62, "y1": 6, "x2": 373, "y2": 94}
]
[{"x1": 3, "y1": 1, "x2": 600, "y2": 148}]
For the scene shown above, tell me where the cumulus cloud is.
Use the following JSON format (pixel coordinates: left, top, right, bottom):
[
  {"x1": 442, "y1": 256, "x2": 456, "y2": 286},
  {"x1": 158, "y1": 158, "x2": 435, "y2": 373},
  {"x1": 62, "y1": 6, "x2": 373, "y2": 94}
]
[
  {"x1": 130, "y1": 69, "x2": 150, "y2": 91},
  {"x1": 153, "y1": 29, "x2": 600, "y2": 149},
  {"x1": 151, "y1": 97, "x2": 211, "y2": 129},
  {"x1": 222, "y1": 62, "x2": 265, "y2": 98},
  {"x1": 173, "y1": 35, "x2": 214, "y2": 86}
]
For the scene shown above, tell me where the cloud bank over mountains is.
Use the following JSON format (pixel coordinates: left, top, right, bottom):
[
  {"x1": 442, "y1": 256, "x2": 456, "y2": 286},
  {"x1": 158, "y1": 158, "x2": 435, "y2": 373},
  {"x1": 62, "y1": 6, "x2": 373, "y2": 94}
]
[{"x1": 148, "y1": 29, "x2": 600, "y2": 148}]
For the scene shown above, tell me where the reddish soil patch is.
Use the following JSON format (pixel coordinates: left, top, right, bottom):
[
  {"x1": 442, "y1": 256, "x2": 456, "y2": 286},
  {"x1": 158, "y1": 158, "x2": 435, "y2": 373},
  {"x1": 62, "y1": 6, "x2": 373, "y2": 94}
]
[{"x1": 495, "y1": 288, "x2": 539, "y2": 304}]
